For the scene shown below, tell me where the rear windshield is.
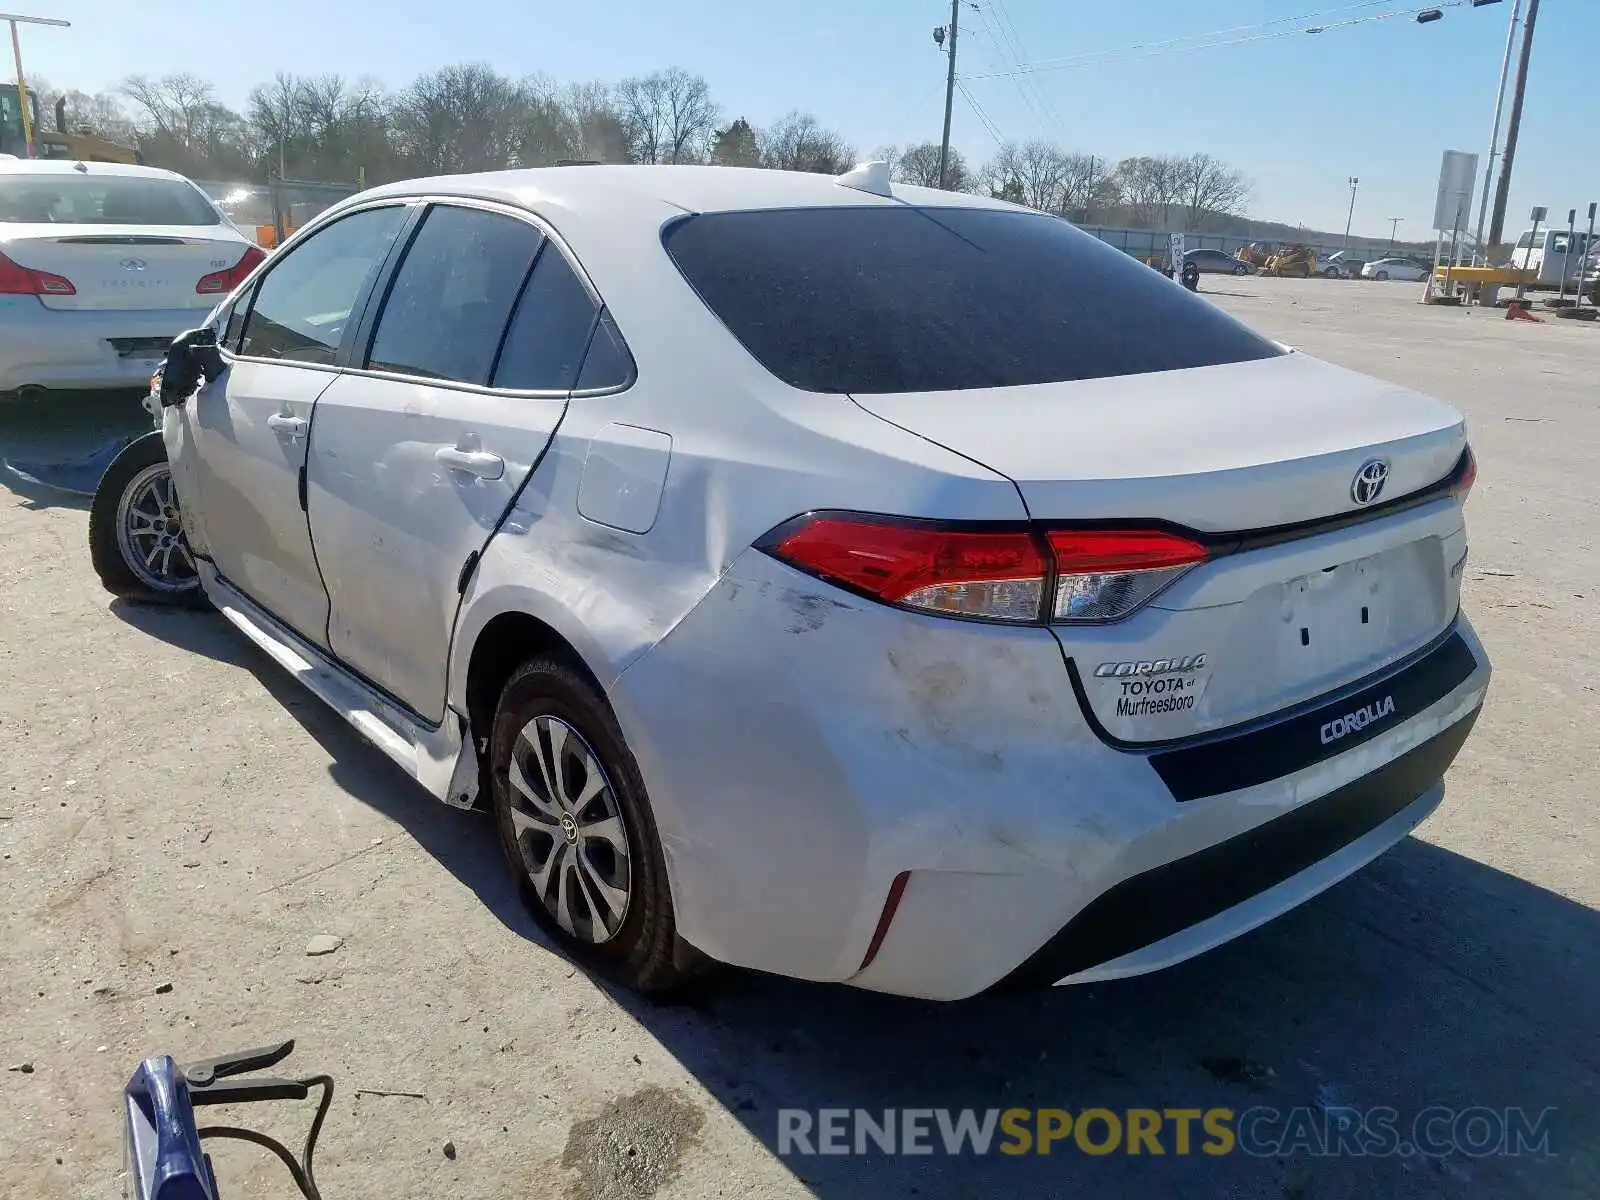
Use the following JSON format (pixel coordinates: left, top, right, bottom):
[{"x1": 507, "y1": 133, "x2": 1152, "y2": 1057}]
[
  {"x1": 0, "y1": 175, "x2": 220, "y2": 226},
  {"x1": 662, "y1": 206, "x2": 1284, "y2": 394}
]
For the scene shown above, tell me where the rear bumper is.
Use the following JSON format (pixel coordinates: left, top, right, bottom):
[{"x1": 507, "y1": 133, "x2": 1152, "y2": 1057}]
[
  {"x1": 611, "y1": 549, "x2": 1491, "y2": 1001},
  {"x1": 0, "y1": 298, "x2": 204, "y2": 392}
]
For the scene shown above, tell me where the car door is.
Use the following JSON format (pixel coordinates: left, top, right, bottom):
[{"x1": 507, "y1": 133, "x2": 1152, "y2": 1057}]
[
  {"x1": 305, "y1": 201, "x2": 604, "y2": 722},
  {"x1": 187, "y1": 202, "x2": 411, "y2": 643}
]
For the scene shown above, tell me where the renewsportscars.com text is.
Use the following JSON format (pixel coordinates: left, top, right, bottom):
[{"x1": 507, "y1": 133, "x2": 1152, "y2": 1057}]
[{"x1": 777, "y1": 1106, "x2": 1556, "y2": 1159}]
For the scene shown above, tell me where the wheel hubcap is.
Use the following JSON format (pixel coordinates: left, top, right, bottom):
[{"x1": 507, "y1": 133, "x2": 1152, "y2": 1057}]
[
  {"x1": 506, "y1": 715, "x2": 632, "y2": 944},
  {"x1": 115, "y1": 464, "x2": 198, "y2": 593}
]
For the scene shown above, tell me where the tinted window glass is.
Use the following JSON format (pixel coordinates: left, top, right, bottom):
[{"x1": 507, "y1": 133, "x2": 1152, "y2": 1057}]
[
  {"x1": 491, "y1": 246, "x2": 599, "y2": 391},
  {"x1": 0, "y1": 175, "x2": 220, "y2": 225},
  {"x1": 368, "y1": 205, "x2": 543, "y2": 386},
  {"x1": 221, "y1": 283, "x2": 256, "y2": 351},
  {"x1": 575, "y1": 310, "x2": 633, "y2": 391},
  {"x1": 663, "y1": 207, "x2": 1284, "y2": 394},
  {"x1": 243, "y1": 205, "x2": 405, "y2": 365}
]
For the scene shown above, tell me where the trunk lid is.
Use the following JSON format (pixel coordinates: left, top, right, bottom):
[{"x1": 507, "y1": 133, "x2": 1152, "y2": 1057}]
[
  {"x1": 852, "y1": 352, "x2": 1473, "y2": 744},
  {"x1": 847, "y1": 351, "x2": 1465, "y2": 532},
  {"x1": 0, "y1": 224, "x2": 250, "y2": 312}
]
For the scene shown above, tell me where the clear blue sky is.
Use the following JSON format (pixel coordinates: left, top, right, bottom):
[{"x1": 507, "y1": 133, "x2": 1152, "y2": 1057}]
[{"x1": 16, "y1": 0, "x2": 1597, "y2": 238}]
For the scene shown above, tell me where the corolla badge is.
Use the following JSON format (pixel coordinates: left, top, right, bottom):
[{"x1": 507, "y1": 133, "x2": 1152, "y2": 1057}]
[{"x1": 1350, "y1": 457, "x2": 1389, "y2": 505}]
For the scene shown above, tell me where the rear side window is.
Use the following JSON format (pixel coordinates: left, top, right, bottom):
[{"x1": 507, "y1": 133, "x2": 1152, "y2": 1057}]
[
  {"x1": 367, "y1": 204, "x2": 544, "y2": 386},
  {"x1": 663, "y1": 207, "x2": 1284, "y2": 395},
  {"x1": 0, "y1": 174, "x2": 220, "y2": 225},
  {"x1": 490, "y1": 245, "x2": 600, "y2": 391}
]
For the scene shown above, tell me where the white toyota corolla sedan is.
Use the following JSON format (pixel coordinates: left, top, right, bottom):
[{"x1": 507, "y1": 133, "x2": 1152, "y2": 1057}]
[
  {"x1": 1, "y1": 159, "x2": 261, "y2": 398},
  {"x1": 87, "y1": 163, "x2": 1490, "y2": 1001}
]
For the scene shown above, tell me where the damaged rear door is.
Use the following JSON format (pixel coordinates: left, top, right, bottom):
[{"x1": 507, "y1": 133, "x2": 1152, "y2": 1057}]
[{"x1": 304, "y1": 201, "x2": 603, "y2": 724}]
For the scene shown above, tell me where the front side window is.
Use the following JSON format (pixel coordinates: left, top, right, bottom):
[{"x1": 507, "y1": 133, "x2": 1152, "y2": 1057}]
[
  {"x1": 366, "y1": 204, "x2": 545, "y2": 386},
  {"x1": 663, "y1": 206, "x2": 1284, "y2": 395},
  {"x1": 241, "y1": 205, "x2": 407, "y2": 365}
]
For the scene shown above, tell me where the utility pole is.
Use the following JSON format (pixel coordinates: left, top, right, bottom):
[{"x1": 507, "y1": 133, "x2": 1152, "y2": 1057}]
[
  {"x1": 936, "y1": 0, "x2": 959, "y2": 190},
  {"x1": 3, "y1": 12, "x2": 72, "y2": 159},
  {"x1": 1343, "y1": 177, "x2": 1359, "y2": 250},
  {"x1": 1486, "y1": 0, "x2": 1540, "y2": 256},
  {"x1": 1388, "y1": 217, "x2": 1403, "y2": 248},
  {"x1": 1472, "y1": 0, "x2": 1522, "y2": 263}
]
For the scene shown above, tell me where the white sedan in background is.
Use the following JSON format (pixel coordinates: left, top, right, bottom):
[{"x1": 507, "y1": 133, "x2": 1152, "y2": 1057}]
[
  {"x1": 1361, "y1": 257, "x2": 1431, "y2": 282},
  {"x1": 0, "y1": 159, "x2": 262, "y2": 398},
  {"x1": 89, "y1": 163, "x2": 1490, "y2": 1001}
]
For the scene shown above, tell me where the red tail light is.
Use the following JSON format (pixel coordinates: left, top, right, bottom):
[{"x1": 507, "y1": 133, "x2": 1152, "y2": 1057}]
[
  {"x1": 761, "y1": 515, "x2": 1208, "y2": 624},
  {"x1": 196, "y1": 246, "x2": 266, "y2": 295},
  {"x1": 0, "y1": 250, "x2": 76, "y2": 296},
  {"x1": 764, "y1": 515, "x2": 1049, "y2": 622},
  {"x1": 1451, "y1": 445, "x2": 1477, "y2": 502}
]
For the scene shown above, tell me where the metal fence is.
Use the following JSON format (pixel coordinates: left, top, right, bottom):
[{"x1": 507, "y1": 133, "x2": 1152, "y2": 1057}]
[
  {"x1": 194, "y1": 179, "x2": 361, "y2": 246},
  {"x1": 1077, "y1": 223, "x2": 1400, "y2": 264}
]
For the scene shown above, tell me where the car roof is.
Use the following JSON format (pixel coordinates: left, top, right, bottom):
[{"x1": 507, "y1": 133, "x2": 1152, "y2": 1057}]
[
  {"x1": 355, "y1": 163, "x2": 1020, "y2": 219},
  {"x1": 0, "y1": 159, "x2": 190, "y2": 183}
]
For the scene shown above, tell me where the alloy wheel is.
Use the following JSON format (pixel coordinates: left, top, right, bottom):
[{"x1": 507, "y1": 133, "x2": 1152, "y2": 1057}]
[
  {"x1": 114, "y1": 464, "x2": 198, "y2": 594},
  {"x1": 506, "y1": 714, "x2": 633, "y2": 944}
]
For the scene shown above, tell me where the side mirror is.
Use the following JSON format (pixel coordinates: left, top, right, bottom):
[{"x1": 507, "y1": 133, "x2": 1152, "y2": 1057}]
[{"x1": 159, "y1": 327, "x2": 226, "y2": 408}]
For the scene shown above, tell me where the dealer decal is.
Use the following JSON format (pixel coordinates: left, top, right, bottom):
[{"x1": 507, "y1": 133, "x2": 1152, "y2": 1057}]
[
  {"x1": 1095, "y1": 653, "x2": 1212, "y2": 720},
  {"x1": 1319, "y1": 695, "x2": 1396, "y2": 745}
]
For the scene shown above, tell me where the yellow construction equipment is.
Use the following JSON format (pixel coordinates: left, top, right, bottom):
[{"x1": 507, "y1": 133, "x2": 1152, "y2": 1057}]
[
  {"x1": 1257, "y1": 244, "x2": 1316, "y2": 279},
  {"x1": 0, "y1": 87, "x2": 141, "y2": 163}
]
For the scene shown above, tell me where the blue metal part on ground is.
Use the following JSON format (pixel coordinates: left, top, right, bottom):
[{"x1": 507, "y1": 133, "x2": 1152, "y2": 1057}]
[{"x1": 2, "y1": 436, "x2": 137, "y2": 497}]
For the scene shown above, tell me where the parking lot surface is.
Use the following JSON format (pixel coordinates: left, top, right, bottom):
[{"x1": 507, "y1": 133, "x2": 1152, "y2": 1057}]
[{"x1": 1, "y1": 276, "x2": 1595, "y2": 1199}]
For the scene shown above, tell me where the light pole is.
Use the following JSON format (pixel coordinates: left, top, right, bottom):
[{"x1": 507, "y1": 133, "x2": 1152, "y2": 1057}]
[
  {"x1": 1343, "y1": 177, "x2": 1359, "y2": 251},
  {"x1": 1487, "y1": 0, "x2": 1540, "y2": 256},
  {"x1": 933, "y1": 0, "x2": 959, "y2": 191},
  {"x1": 1472, "y1": 0, "x2": 1522, "y2": 263},
  {"x1": 2, "y1": 11, "x2": 71, "y2": 159},
  {"x1": 1388, "y1": 217, "x2": 1403, "y2": 248}
]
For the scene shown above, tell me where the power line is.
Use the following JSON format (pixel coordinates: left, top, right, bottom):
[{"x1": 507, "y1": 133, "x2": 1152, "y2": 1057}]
[
  {"x1": 953, "y1": 77, "x2": 1006, "y2": 147},
  {"x1": 984, "y1": 0, "x2": 1071, "y2": 144},
  {"x1": 965, "y1": 1, "x2": 1470, "y2": 79},
  {"x1": 967, "y1": 7, "x2": 1055, "y2": 141}
]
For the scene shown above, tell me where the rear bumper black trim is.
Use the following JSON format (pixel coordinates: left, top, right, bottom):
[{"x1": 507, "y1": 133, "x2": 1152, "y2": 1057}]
[
  {"x1": 1002, "y1": 708, "x2": 1479, "y2": 987},
  {"x1": 1065, "y1": 619, "x2": 1481, "y2": 802}
]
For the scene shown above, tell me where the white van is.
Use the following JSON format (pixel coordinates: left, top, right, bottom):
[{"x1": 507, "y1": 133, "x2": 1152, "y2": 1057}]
[{"x1": 1509, "y1": 227, "x2": 1592, "y2": 288}]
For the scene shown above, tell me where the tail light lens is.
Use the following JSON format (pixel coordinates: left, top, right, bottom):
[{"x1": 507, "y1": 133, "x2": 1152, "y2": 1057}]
[
  {"x1": 763, "y1": 516, "x2": 1048, "y2": 621},
  {"x1": 1047, "y1": 530, "x2": 1208, "y2": 622},
  {"x1": 761, "y1": 515, "x2": 1207, "y2": 624},
  {"x1": 196, "y1": 246, "x2": 266, "y2": 295},
  {"x1": 0, "y1": 250, "x2": 76, "y2": 296},
  {"x1": 1451, "y1": 445, "x2": 1477, "y2": 502}
]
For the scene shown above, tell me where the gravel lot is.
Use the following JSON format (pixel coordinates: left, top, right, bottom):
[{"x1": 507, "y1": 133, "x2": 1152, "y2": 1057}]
[{"x1": 1, "y1": 277, "x2": 1595, "y2": 1199}]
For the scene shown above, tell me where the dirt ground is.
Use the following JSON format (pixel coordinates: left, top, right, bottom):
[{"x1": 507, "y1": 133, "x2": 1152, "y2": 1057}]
[{"x1": 1, "y1": 277, "x2": 1596, "y2": 1199}]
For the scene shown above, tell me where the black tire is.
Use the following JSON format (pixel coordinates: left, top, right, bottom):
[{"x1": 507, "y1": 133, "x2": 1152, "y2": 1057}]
[
  {"x1": 489, "y1": 655, "x2": 703, "y2": 994},
  {"x1": 1234, "y1": 263, "x2": 1250, "y2": 276},
  {"x1": 88, "y1": 432, "x2": 206, "y2": 607},
  {"x1": 1375, "y1": 270, "x2": 1390, "y2": 281},
  {"x1": 1324, "y1": 267, "x2": 1340, "y2": 278}
]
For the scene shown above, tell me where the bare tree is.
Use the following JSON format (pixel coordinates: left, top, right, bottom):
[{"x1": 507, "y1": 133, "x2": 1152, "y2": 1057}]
[
  {"x1": 121, "y1": 73, "x2": 224, "y2": 151},
  {"x1": 389, "y1": 63, "x2": 526, "y2": 175},
  {"x1": 614, "y1": 67, "x2": 717, "y2": 165},
  {"x1": 564, "y1": 80, "x2": 629, "y2": 163},
  {"x1": 1109, "y1": 155, "x2": 1188, "y2": 228},
  {"x1": 883, "y1": 141, "x2": 971, "y2": 191},
  {"x1": 759, "y1": 111, "x2": 854, "y2": 175},
  {"x1": 1174, "y1": 153, "x2": 1250, "y2": 229},
  {"x1": 981, "y1": 140, "x2": 1071, "y2": 212}
]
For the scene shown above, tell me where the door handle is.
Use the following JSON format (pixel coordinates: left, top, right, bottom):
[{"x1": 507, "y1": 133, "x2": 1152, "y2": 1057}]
[
  {"x1": 435, "y1": 446, "x2": 505, "y2": 480},
  {"x1": 266, "y1": 412, "x2": 307, "y2": 438}
]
